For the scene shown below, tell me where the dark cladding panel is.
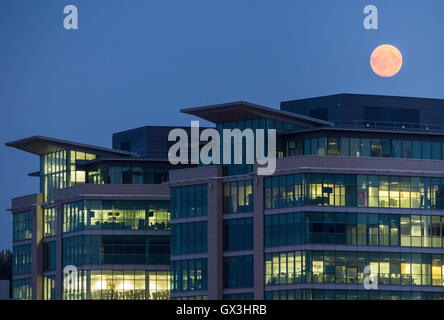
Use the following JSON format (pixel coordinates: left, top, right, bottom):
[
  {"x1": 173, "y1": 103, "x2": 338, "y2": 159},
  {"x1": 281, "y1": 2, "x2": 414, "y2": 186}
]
[
  {"x1": 281, "y1": 94, "x2": 444, "y2": 127},
  {"x1": 112, "y1": 126, "x2": 149, "y2": 156}
]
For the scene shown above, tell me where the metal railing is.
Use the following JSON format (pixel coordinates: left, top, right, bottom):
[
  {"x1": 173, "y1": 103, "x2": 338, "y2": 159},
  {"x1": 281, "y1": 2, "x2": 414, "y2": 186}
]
[{"x1": 333, "y1": 120, "x2": 444, "y2": 133}]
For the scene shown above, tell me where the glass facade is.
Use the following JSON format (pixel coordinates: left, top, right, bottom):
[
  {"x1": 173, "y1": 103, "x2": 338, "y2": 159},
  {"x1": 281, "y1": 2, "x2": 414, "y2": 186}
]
[
  {"x1": 12, "y1": 210, "x2": 32, "y2": 241},
  {"x1": 44, "y1": 207, "x2": 56, "y2": 237},
  {"x1": 68, "y1": 151, "x2": 96, "y2": 185},
  {"x1": 12, "y1": 278, "x2": 32, "y2": 300},
  {"x1": 63, "y1": 200, "x2": 170, "y2": 233},
  {"x1": 265, "y1": 212, "x2": 444, "y2": 248},
  {"x1": 171, "y1": 221, "x2": 207, "y2": 255},
  {"x1": 265, "y1": 251, "x2": 305, "y2": 286},
  {"x1": 40, "y1": 150, "x2": 96, "y2": 202},
  {"x1": 217, "y1": 118, "x2": 302, "y2": 176},
  {"x1": 265, "y1": 289, "x2": 444, "y2": 300},
  {"x1": 265, "y1": 173, "x2": 444, "y2": 210},
  {"x1": 40, "y1": 150, "x2": 68, "y2": 203},
  {"x1": 223, "y1": 255, "x2": 254, "y2": 288},
  {"x1": 43, "y1": 275, "x2": 56, "y2": 300},
  {"x1": 173, "y1": 295, "x2": 208, "y2": 300},
  {"x1": 171, "y1": 183, "x2": 209, "y2": 296},
  {"x1": 265, "y1": 213, "x2": 305, "y2": 247},
  {"x1": 170, "y1": 184, "x2": 207, "y2": 218},
  {"x1": 11, "y1": 112, "x2": 444, "y2": 301},
  {"x1": 62, "y1": 235, "x2": 170, "y2": 266},
  {"x1": 223, "y1": 218, "x2": 253, "y2": 251},
  {"x1": 223, "y1": 180, "x2": 253, "y2": 213},
  {"x1": 223, "y1": 293, "x2": 254, "y2": 300},
  {"x1": 265, "y1": 250, "x2": 444, "y2": 287},
  {"x1": 87, "y1": 166, "x2": 169, "y2": 185},
  {"x1": 286, "y1": 136, "x2": 444, "y2": 160},
  {"x1": 63, "y1": 270, "x2": 169, "y2": 300},
  {"x1": 43, "y1": 241, "x2": 56, "y2": 272},
  {"x1": 171, "y1": 258, "x2": 208, "y2": 292},
  {"x1": 13, "y1": 244, "x2": 32, "y2": 275}
]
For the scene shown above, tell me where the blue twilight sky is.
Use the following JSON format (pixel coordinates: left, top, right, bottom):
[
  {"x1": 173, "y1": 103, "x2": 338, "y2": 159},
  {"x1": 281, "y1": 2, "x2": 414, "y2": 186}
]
[{"x1": 1, "y1": 0, "x2": 444, "y2": 250}]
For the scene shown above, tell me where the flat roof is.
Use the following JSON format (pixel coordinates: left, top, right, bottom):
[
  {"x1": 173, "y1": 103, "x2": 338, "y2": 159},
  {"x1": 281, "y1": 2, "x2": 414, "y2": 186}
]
[
  {"x1": 278, "y1": 126, "x2": 444, "y2": 137},
  {"x1": 5, "y1": 135, "x2": 134, "y2": 157},
  {"x1": 281, "y1": 93, "x2": 444, "y2": 106},
  {"x1": 181, "y1": 101, "x2": 332, "y2": 127}
]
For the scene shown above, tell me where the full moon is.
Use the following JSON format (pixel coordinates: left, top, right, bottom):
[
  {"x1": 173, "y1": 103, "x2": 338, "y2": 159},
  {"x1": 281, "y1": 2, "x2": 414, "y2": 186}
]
[{"x1": 370, "y1": 44, "x2": 403, "y2": 77}]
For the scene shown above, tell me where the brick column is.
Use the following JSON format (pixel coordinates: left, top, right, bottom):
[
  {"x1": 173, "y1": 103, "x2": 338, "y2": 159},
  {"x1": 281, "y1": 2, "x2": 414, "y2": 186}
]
[
  {"x1": 253, "y1": 175, "x2": 264, "y2": 300},
  {"x1": 207, "y1": 167, "x2": 223, "y2": 300},
  {"x1": 31, "y1": 194, "x2": 43, "y2": 300},
  {"x1": 55, "y1": 202, "x2": 63, "y2": 300}
]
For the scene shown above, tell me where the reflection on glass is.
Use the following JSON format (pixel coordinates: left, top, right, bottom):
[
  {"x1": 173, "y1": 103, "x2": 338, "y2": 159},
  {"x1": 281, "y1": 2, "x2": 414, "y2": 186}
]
[
  {"x1": 265, "y1": 250, "x2": 444, "y2": 287},
  {"x1": 264, "y1": 173, "x2": 444, "y2": 210},
  {"x1": 63, "y1": 200, "x2": 170, "y2": 232},
  {"x1": 63, "y1": 270, "x2": 170, "y2": 300}
]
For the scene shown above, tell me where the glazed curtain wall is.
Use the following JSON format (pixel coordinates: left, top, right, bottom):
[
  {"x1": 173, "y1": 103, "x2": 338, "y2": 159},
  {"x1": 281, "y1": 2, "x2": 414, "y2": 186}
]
[
  {"x1": 63, "y1": 200, "x2": 170, "y2": 233},
  {"x1": 216, "y1": 118, "x2": 303, "y2": 176},
  {"x1": 223, "y1": 255, "x2": 254, "y2": 289},
  {"x1": 173, "y1": 295, "x2": 208, "y2": 300},
  {"x1": 170, "y1": 184, "x2": 207, "y2": 218},
  {"x1": 171, "y1": 221, "x2": 208, "y2": 255},
  {"x1": 63, "y1": 270, "x2": 169, "y2": 300},
  {"x1": 43, "y1": 241, "x2": 56, "y2": 272},
  {"x1": 265, "y1": 289, "x2": 444, "y2": 300},
  {"x1": 265, "y1": 250, "x2": 444, "y2": 287},
  {"x1": 223, "y1": 293, "x2": 254, "y2": 300},
  {"x1": 40, "y1": 150, "x2": 96, "y2": 203},
  {"x1": 264, "y1": 173, "x2": 444, "y2": 210},
  {"x1": 13, "y1": 244, "x2": 31, "y2": 275},
  {"x1": 223, "y1": 218, "x2": 253, "y2": 251},
  {"x1": 43, "y1": 275, "x2": 56, "y2": 300},
  {"x1": 265, "y1": 212, "x2": 444, "y2": 248},
  {"x1": 87, "y1": 166, "x2": 169, "y2": 185},
  {"x1": 40, "y1": 150, "x2": 67, "y2": 203},
  {"x1": 171, "y1": 258, "x2": 208, "y2": 292},
  {"x1": 223, "y1": 180, "x2": 253, "y2": 213},
  {"x1": 44, "y1": 207, "x2": 56, "y2": 237},
  {"x1": 12, "y1": 210, "x2": 32, "y2": 241},
  {"x1": 286, "y1": 136, "x2": 444, "y2": 160},
  {"x1": 12, "y1": 278, "x2": 32, "y2": 300},
  {"x1": 62, "y1": 235, "x2": 170, "y2": 266}
]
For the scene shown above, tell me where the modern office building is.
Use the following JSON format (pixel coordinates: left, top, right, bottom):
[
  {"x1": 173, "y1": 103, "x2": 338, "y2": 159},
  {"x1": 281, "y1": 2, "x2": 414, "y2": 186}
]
[
  {"x1": 7, "y1": 128, "x2": 187, "y2": 300},
  {"x1": 7, "y1": 94, "x2": 444, "y2": 300}
]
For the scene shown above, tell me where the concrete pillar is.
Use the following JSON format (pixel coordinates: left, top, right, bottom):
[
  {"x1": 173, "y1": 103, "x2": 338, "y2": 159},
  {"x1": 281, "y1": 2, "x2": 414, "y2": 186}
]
[
  {"x1": 55, "y1": 202, "x2": 63, "y2": 300},
  {"x1": 207, "y1": 167, "x2": 223, "y2": 300},
  {"x1": 253, "y1": 175, "x2": 264, "y2": 300},
  {"x1": 32, "y1": 194, "x2": 43, "y2": 300}
]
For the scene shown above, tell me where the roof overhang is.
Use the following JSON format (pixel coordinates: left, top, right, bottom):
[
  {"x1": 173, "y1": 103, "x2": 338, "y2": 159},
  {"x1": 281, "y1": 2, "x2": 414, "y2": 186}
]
[
  {"x1": 28, "y1": 171, "x2": 40, "y2": 177},
  {"x1": 181, "y1": 101, "x2": 332, "y2": 127},
  {"x1": 5, "y1": 136, "x2": 135, "y2": 157}
]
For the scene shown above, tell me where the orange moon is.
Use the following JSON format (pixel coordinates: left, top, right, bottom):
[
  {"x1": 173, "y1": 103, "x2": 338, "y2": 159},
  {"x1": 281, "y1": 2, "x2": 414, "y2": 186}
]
[{"x1": 370, "y1": 44, "x2": 403, "y2": 77}]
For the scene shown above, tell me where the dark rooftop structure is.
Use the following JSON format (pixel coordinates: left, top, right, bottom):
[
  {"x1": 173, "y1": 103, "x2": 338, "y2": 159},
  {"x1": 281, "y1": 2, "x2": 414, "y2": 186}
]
[
  {"x1": 112, "y1": 125, "x2": 210, "y2": 159},
  {"x1": 281, "y1": 93, "x2": 444, "y2": 133}
]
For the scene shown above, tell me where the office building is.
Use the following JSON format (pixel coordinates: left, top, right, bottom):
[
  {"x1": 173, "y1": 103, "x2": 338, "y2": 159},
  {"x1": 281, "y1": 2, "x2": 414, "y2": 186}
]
[{"x1": 7, "y1": 94, "x2": 444, "y2": 300}]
